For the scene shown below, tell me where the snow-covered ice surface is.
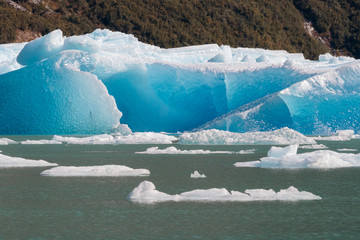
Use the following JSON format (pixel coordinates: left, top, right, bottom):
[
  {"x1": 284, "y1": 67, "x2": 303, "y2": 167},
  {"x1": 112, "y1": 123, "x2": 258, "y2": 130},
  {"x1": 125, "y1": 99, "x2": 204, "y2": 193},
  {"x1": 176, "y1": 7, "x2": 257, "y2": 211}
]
[
  {"x1": 190, "y1": 171, "x2": 206, "y2": 178},
  {"x1": 0, "y1": 153, "x2": 58, "y2": 168},
  {"x1": 178, "y1": 128, "x2": 315, "y2": 145},
  {"x1": 136, "y1": 146, "x2": 232, "y2": 154},
  {"x1": 127, "y1": 181, "x2": 321, "y2": 204},
  {"x1": 40, "y1": 165, "x2": 150, "y2": 177},
  {"x1": 234, "y1": 145, "x2": 360, "y2": 168},
  {"x1": 1, "y1": 29, "x2": 360, "y2": 135}
]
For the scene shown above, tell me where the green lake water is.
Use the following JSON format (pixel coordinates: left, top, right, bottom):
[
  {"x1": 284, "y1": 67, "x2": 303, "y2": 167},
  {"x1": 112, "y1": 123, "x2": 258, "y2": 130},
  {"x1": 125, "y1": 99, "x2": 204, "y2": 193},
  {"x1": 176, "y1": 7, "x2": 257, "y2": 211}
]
[{"x1": 0, "y1": 136, "x2": 359, "y2": 239}]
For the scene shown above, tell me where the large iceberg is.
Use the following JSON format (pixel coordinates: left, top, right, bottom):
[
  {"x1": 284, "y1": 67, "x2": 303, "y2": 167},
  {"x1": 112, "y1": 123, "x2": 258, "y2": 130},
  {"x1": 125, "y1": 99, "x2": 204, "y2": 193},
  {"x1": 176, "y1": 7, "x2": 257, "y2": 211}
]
[{"x1": 0, "y1": 29, "x2": 359, "y2": 134}]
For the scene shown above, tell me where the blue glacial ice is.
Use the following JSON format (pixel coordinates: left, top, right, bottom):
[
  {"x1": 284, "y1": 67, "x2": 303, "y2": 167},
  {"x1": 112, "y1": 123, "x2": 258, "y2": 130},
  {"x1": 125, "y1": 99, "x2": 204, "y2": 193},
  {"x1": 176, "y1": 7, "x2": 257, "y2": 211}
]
[{"x1": 0, "y1": 29, "x2": 359, "y2": 135}]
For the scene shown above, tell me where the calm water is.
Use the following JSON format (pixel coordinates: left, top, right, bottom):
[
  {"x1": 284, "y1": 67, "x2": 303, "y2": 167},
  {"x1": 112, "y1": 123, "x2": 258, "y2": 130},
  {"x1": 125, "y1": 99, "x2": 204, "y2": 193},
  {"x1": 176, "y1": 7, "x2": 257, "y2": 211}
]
[{"x1": 0, "y1": 136, "x2": 360, "y2": 240}]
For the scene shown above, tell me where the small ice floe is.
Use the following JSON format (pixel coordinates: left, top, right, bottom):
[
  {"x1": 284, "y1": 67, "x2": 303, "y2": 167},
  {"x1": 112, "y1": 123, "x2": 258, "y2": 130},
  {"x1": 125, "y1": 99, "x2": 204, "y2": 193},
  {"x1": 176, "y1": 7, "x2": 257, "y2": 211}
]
[
  {"x1": 237, "y1": 149, "x2": 256, "y2": 154},
  {"x1": 136, "y1": 146, "x2": 232, "y2": 154},
  {"x1": 299, "y1": 144, "x2": 328, "y2": 149},
  {"x1": 0, "y1": 153, "x2": 58, "y2": 168},
  {"x1": 190, "y1": 171, "x2": 206, "y2": 178},
  {"x1": 0, "y1": 138, "x2": 17, "y2": 145},
  {"x1": 311, "y1": 130, "x2": 359, "y2": 141},
  {"x1": 21, "y1": 139, "x2": 62, "y2": 145},
  {"x1": 127, "y1": 181, "x2": 321, "y2": 204},
  {"x1": 40, "y1": 165, "x2": 150, "y2": 177},
  {"x1": 53, "y1": 132, "x2": 177, "y2": 145},
  {"x1": 178, "y1": 127, "x2": 316, "y2": 145},
  {"x1": 337, "y1": 148, "x2": 357, "y2": 152},
  {"x1": 234, "y1": 144, "x2": 360, "y2": 168}
]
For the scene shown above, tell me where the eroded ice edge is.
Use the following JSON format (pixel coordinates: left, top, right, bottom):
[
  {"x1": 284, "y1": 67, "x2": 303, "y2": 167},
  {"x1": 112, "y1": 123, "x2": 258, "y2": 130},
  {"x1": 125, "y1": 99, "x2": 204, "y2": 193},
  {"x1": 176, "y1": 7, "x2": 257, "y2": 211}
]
[
  {"x1": 234, "y1": 144, "x2": 360, "y2": 168},
  {"x1": 0, "y1": 152, "x2": 58, "y2": 168},
  {"x1": 40, "y1": 165, "x2": 150, "y2": 177},
  {"x1": 127, "y1": 181, "x2": 321, "y2": 204}
]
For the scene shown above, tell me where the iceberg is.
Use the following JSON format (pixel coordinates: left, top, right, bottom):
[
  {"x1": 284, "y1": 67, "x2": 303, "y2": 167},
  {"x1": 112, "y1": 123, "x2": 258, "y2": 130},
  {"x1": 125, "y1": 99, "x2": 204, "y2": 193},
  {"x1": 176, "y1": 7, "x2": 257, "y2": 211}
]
[
  {"x1": 40, "y1": 165, "x2": 150, "y2": 177},
  {"x1": 1, "y1": 29, "x2": 360, "y2": 134},
  {"x1": 0, "y1": 152, "x2": 58, "y2": 168},
  {"x1": 127, "y1": 181, "x2": 321, "y2": 204},
  {"x1": 234, "y1": 145, "x2": 360, "y2": 168}
]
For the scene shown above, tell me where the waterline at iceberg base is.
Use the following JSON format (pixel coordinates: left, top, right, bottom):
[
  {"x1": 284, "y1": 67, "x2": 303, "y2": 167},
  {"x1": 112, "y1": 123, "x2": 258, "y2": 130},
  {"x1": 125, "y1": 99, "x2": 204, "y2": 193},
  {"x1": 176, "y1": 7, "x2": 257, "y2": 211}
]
[{"x1": 0, "y1": 29, "x2": 359, "y2": 135}]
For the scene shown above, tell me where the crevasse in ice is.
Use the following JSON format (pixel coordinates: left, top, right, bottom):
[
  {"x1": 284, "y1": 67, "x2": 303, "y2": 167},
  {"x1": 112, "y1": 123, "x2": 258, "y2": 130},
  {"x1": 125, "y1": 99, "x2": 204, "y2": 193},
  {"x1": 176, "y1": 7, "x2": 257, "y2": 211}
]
[{"x1": 0, "y1": 29, "x2": 359, "y2": 134}]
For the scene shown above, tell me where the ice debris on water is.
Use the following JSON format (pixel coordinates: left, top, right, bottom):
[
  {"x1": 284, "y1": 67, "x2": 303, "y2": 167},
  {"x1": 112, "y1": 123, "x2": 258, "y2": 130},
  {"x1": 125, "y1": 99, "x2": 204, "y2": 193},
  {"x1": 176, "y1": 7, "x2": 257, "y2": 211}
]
[
  {"x1": 0, "y1": 153, "x2": 58, "y2": 168},
  {"x1": 40, "y1": 165, "x2": 150, "y2": 177},
  {"x1": 234, "y1": 144, "x2": 360, "y2": 168},
  {"x1": 127, "y1": 181, "x2": 321, "y2": 204},
  {"x1": 190, "y1": 171, "x2": 206, "y2": 178},
  {"x1": 136, "y1": 146, "x2": 232, "y2": 154}
]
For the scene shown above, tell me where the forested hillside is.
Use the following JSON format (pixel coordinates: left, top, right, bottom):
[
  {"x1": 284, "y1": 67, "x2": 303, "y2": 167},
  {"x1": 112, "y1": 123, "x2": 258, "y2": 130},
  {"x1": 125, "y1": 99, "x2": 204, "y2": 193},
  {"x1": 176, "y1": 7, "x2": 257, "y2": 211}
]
[{"x1": 1, "y1": 0, "x2": 359, "y2": 59}]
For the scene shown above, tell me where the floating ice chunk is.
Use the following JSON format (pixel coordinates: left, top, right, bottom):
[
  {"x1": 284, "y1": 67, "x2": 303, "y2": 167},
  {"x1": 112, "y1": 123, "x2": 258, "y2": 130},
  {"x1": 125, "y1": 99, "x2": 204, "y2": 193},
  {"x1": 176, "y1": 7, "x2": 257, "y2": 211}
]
[
  {"x1": 136, "y1": 146, "x2": 232, "y2": 154},
  {"x1": 0, "y1": 153, "x2": 58, "y2": 168},
  {"x1": 234, "y1": 145, "x2": 360, "y2": 168},
  {"x1": 337, "y1": 148, "x2": 357, "y2": 152},
  {"x1": 127, "y1": 181, "x2": 180, "y2": 203},
  {"x1": 299, "y1": 144, "x2": 328, "y2": 149},
  {"x1": 178, "y1": 128, "x2": 315, "y2": 145},
  {"x1": 53, "y1": 132, "x2": 177, "y2": 144},
  {"x1": 268, "y1": 145, "x2": 298, "y2": 158},
  {"x1": 21, "y1": 139, "x2": 62, "y2": 145},
  {"x1": 237, "y1": 149, "x2": 256, "y2": 154},
  {"x1": 40, "y1": 165, "x2": 150, "y2": 177},
  {"x1": 190, "y1": 171, "x2": 206, "y2": 178},
  {"x1": 311, "y1": 130, "x2": 356, "y2": 141},
  {"x1": 53, "y1": 134, "x2": 116, "y2": 145},
  {"x1": 0, "y1": 138, "x2": 17, "y2": 145},
  {"x1": 127, "y1": 181, "x2": 321, "y2": 204}
]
